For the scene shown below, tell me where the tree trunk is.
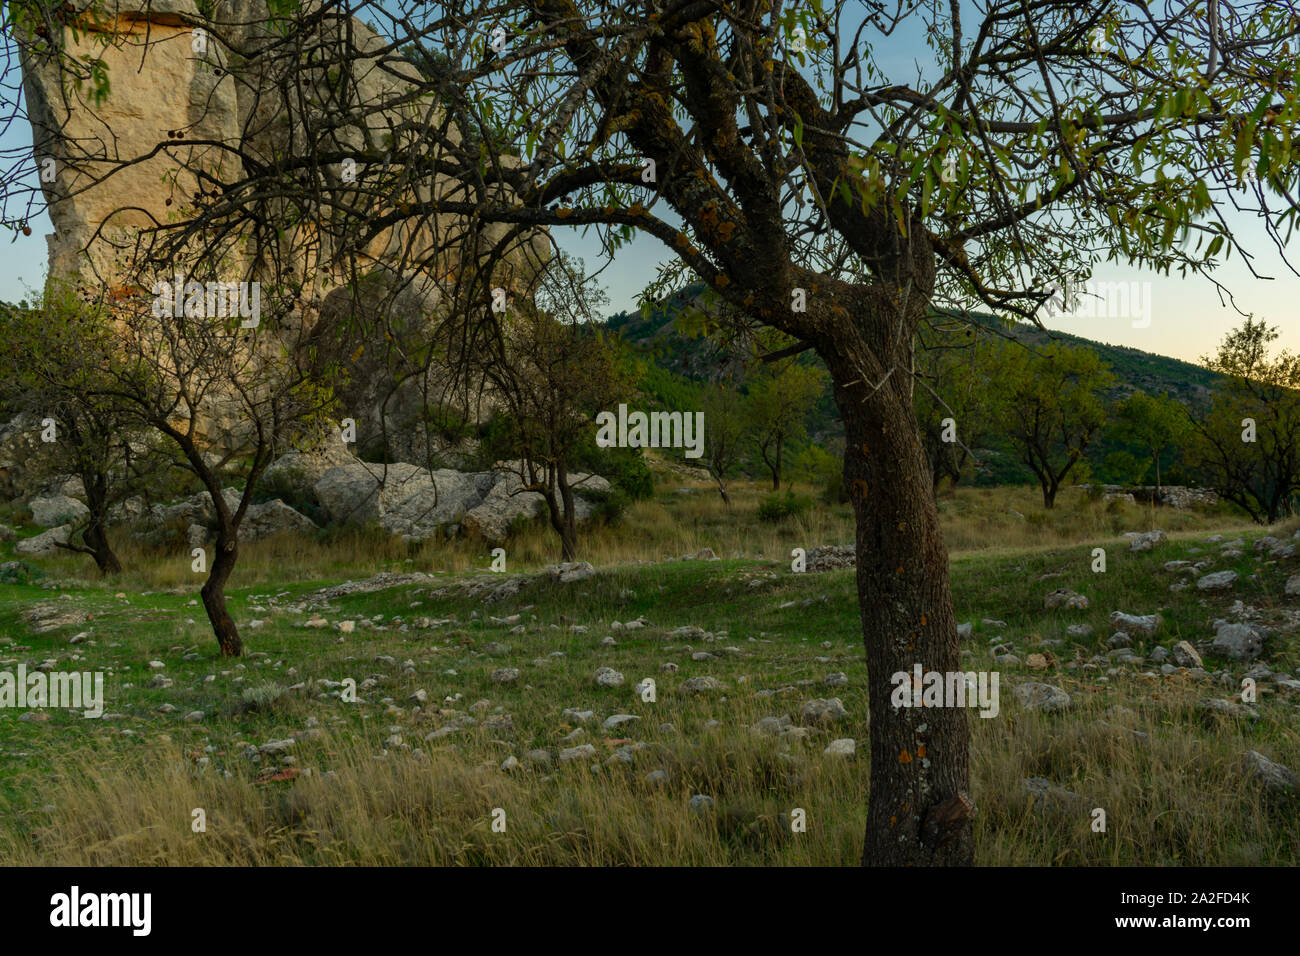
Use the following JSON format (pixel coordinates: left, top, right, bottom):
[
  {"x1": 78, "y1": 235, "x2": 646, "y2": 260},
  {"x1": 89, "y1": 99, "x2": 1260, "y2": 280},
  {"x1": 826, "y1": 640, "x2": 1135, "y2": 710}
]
[
  {"x1": 830, "y1": 352, "x2": 974, "y2": 867},
  {"x1": 1042, "y1": 481, "x2": 1058, "y2": 509},
  {"x1": 545, "y1": 466, "x2": 579, "y2": 562},
  {"x1": 201, "y1": 527, "x2": 243, "y2": 657},
  {"x1": 82, "y1": 519, "x2": 121, "y2": 575},
  {"x1": 712, "y1": 471, "x2": 731, "y2": 506},
  {"x1": 81, "y1": 474, "x2": 121, "y2": 575},
  {"x1": 773, "y1": 435, "x2": 784, "y2": 491}
]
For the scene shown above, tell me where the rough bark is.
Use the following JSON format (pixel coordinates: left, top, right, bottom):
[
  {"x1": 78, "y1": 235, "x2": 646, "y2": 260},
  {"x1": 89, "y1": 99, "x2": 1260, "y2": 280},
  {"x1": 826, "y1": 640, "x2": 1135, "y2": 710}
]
[
  {"x1": 821, "y1": 293, "x2": 974, "y2": 867},
  {"x1": 202, "y1": 527, "x2": 243, "y2": 657}
]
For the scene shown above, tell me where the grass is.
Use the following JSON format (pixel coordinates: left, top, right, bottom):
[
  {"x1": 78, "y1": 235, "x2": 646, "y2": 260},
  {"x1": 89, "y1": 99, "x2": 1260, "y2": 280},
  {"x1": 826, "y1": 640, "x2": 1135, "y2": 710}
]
[{"x1": 0, "y1": 479, "x2": 1295, "y2": 865}]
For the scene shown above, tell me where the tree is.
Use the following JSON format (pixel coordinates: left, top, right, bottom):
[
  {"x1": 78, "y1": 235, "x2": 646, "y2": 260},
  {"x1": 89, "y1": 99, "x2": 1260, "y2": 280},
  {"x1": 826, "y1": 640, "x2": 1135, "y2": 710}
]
[
  {"x1": 12, "y1": 0, "x2": 1300, "y2": 866},
  {"x1": 1189, "y1": 317, "x2": 1300, "y2": 523},
  {"x1": 1112, "y1": 390, "x2": 1190, "y2": 497},
  {"x1": 701, "y1": 379, "x2": 746, "y2": 504},
  {"x1": 746, "y1": 361, "x2": 825, "y2": 491},
  {"x1": 480, "y1": 257, "x2": 629, "y2": 560},
  {"x1": 0, "y1": 284, "x2": 167, "y2": 575},
  {"x1": 914, "y1": 321, "x2": 1001, "y2": 495},
  {"x1": 92, "y1": 277, "x2": 338, "y2": 657},
  {"x1": 996, "y1": 342, "x2": 1115, "y2": 509}
]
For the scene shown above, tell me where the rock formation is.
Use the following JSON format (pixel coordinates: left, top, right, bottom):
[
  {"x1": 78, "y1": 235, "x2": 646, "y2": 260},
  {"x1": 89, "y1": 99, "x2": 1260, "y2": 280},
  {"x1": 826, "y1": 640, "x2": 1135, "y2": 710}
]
[{"x1": 19, "y1": 0, "x2": 548, "y2": 463}]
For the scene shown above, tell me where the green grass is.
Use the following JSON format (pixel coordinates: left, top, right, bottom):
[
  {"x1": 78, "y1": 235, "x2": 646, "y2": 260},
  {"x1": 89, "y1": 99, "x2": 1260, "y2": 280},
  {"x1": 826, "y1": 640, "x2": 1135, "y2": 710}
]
[{"x1": 0, "y1": 483, "x2": 1296, "y2": 865}]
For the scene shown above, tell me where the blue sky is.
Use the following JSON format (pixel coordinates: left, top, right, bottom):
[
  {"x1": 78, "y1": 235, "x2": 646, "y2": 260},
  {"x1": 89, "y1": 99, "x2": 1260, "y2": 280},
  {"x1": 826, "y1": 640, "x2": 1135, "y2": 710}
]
[{"x1": 3, "y1": 1, "x2": 1297, "y2": 366}]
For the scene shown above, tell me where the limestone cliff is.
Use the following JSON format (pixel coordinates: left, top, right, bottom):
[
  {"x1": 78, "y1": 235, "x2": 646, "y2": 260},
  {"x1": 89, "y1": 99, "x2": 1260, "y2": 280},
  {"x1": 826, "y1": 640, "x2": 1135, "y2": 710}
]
[{"x1": 19, "y1": 0, "x2": 546, "y2": 462}]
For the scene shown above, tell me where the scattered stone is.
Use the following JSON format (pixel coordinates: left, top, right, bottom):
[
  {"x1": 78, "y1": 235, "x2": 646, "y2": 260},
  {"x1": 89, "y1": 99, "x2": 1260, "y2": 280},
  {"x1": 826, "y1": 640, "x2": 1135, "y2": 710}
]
[
  {"x1": 799, "y1": 697, "x2": 848, "y2": 725},
  {"x1": 752, "y1": 715, "x2": 793, "y2": 736},
  {"x1": 1044, "y1": 588, "x2": 1089, "y2": 611},
  {"x1": 687, "y1": 794, "x2": 715, "y2": 812},
  {"x1": 823, "y1": 738, "x2": 856, "y2": 757},
  {"x1": 1065, "y1": 624, "x2": 1093, "y2": 639},
  {"x1": 1109, "y1": 611, "x2": 1161, "y2": 638},
  {"x1": 1014, "y1": 682, "x2": 1071, "y2": 712},
  {"x1": 1170, "y1": 641, "x2": 1202, "y2": 669},
  {"x1": 603, "y1": 714, "x2": 640, "y2": 731},
  {"x1": 1241, "y1": 751, "x2": 1297, "y2": 793},
  {"x1": 1127, "y1": 529, "x2": 1167, "y2": 552},
  {"x1": 594, "y1": 667, "x2": 625, "y2": 687},
  {"x1": 823, "y1": 671, "x2": 848, "y2": 687},
  {"x1": 1211, "y1": 623, "x2": 1264, "y2": 662},
  {"x1": 558, "y1": 744, "x2": 597, "y2": 763},
  {"x1": 1197, "y1": 570, "x2": 1238, "y2": 591},
  {"x1": 550, "y1": 561, "x2": 596, "y2": 584},
  {"x1": 680, "y1": 675, "x2": 723, "y2": 693},
  {"x1": 1199, "y1": 698, "x2": 1258, "y2": 719},
  {"x1": 1022, "y1": 777, "x2": 1083, "y2": 811}
]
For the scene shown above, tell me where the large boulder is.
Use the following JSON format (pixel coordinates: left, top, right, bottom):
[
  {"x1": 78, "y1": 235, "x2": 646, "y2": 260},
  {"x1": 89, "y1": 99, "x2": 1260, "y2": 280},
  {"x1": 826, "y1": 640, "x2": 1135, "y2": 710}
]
[
  {"x1": 238, "y1": 499, "x2": 321, "y2": 542},
  {"x1": 460, "y1": 469, "x2": 611, "y2": 544},
  {"x1": 313, "y1": 462, "x2": 494, "y2": 540},
  {"x1": 15, "y1": 524, "x2": 71, "y2": 555},
  {"x1": 28, "y1": 495, "x2": 89, "y2": 527}
]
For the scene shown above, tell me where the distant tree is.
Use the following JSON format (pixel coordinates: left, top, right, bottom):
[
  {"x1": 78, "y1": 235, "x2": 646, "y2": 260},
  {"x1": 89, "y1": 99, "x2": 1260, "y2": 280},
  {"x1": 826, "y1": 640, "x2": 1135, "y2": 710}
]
[
  {"x1": 746, "y1": 361, "x2": 826, "y2": 491},
  {"x1": 914, "y1": 322, "x2": 1001, "y2": 495},
  {"x1": 1112, "y1": 390, "x2": 1190, "y2": 496},
  {"x1": 701, "y1": 380, "x2": 746, "y2": 505},
  {"x1": 480, "y1": 257, "x2": 630, "y2": 560},
  {"x1": 995, "y1": 343, "x2": 1115, "y2": 508},
  {"x1": 1189, "y1": 317, "x2": 1300, "y2": 523}
]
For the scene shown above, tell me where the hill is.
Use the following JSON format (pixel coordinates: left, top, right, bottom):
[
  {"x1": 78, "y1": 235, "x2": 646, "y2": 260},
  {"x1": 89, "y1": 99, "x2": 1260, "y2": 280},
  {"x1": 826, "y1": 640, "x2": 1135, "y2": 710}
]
[{"x1": 605, "y1": 290, "x2": 1226, "y2": 487}]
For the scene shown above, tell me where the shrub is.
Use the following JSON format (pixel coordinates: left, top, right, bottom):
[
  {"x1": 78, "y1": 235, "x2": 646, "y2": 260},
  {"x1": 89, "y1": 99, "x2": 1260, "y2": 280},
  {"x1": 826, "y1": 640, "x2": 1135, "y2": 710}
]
[
  {"x1": 0, "y1": 560, "x2": 44, "y2": 585},
  {"x1": 758, "y1": 490, "x2": 814, "y2": 522}
]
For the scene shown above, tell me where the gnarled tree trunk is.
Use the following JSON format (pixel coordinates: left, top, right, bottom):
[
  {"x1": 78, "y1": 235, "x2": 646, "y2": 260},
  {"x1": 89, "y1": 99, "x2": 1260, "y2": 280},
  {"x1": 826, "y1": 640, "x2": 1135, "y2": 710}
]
[
  {"x1": 201, "y1": 528, "x2": 243, "y2": 657},
  {"x1": 822, "y1": 292, "x2": 974, "y2": 866}
]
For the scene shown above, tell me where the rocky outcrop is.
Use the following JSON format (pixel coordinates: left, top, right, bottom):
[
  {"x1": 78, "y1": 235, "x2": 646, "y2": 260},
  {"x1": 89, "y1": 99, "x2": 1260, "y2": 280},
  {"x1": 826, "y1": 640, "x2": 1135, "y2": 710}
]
[
  {"x1": 20, "y1": 0, "x2": 547, "y2": 463},
  {"x1": 312, "y1": 459, "x2": 609, "y2": 543}
]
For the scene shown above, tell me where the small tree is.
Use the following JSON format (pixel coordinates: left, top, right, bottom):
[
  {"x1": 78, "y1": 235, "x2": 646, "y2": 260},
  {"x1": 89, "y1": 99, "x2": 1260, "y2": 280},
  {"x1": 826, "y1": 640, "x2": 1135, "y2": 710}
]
[
  {"x1": 88, "y1": 277, "x2": 339, "y2": 656},
  {"x1": 701, "y1": 379, "x2": 746, "y2": 505},
  {"x1": 746, "y1": 361, "x2": 825, "y2": 491},
  {"x1": 1189, "y1": 317, "x2": 1300, "y2": 523},
  {"x1": 1112, "y1": 390, "x2": 1189, "y2": 497},
  {"x1": 0, "y1": 285, "x2": 163, "y2": 575},
  {"x1": 996, "y1": 342, "x2": 1115, "y2": 508},
  {"x1": 481, "y1": 259, "x2": 630, "y2": 560}
]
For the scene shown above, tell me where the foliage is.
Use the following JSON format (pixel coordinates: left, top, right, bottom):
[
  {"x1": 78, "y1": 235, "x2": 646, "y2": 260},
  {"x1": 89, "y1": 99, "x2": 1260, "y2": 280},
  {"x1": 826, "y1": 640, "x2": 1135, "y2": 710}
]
[
  {"x1": 757, "y1": 489, "x2": 814, "y2": 523},
  {"x1": 993, "y1": 342, "x2": 1116, "y2": 508},
  {"x1": 1188, "y1": 317, "x2": 1300, "y2": 523}
]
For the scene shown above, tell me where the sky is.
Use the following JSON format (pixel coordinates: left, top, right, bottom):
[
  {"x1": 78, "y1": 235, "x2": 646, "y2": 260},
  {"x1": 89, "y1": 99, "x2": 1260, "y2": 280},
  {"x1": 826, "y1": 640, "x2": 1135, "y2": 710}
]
[{"x1": 2, "y1": 1, "x2": 1297, "y2": 366}]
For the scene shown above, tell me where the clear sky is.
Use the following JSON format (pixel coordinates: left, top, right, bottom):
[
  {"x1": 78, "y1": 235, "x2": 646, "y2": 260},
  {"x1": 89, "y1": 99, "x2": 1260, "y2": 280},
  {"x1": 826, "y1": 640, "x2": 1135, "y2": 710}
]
[{"x1": 3, "y1": 2, "x2": 1297, "y2": 367}]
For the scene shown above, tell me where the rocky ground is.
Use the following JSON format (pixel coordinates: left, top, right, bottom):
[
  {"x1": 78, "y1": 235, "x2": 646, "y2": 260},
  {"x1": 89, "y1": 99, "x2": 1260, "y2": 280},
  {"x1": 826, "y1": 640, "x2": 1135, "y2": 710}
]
[{"x1": 0, "y1": 522, "x2": 1297, "y2": 865}]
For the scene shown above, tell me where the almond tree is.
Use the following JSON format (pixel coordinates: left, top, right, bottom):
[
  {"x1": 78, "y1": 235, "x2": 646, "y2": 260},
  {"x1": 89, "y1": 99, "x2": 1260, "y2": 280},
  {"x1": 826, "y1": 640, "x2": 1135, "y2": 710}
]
[{"x1": 8, "y1": 0, "x2": 1300, "y2": 864}]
